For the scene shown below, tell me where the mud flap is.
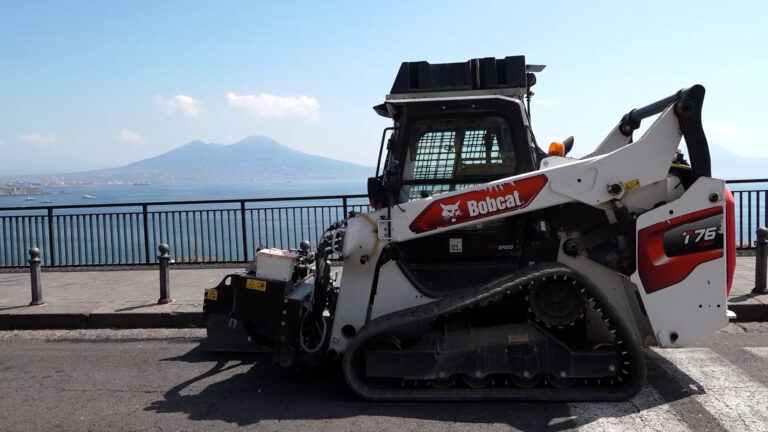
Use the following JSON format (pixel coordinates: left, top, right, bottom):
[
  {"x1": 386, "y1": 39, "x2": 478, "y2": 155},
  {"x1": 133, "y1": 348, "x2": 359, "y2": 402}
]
[
  {"x1": 201, "y1": 314, "x2": 270, "y2": 352},
  {"x1": 201, "y1": 274, "x2": 272, "y2": 352}
]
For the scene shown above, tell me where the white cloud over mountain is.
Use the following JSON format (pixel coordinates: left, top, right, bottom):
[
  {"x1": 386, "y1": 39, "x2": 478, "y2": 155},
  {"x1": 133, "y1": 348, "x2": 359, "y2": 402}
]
[
  {"x1": 118, "y1": 129, "x2": 145, "y2": 145},
  {"x1": 705, "y1": 122, "x2": 738, "y2": 153},
  {"x1": 20, "y1": 134, "x2": 57, "y2": 145},
  {"x1": 226, "y1": 92, "x2": 318, "y2": 120},
  {"x1": 155, "y1": 94, "x2": 202, "y2": 117},
  {"x1": 706, "y1": 122, "x2": 735, "y2": 137}
]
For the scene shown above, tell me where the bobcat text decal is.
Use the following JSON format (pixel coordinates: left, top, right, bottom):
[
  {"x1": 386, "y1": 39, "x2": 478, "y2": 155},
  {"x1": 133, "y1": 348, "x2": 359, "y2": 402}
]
[{"x1": 409, "y1": 174, "x2": 548, "y2": 233}]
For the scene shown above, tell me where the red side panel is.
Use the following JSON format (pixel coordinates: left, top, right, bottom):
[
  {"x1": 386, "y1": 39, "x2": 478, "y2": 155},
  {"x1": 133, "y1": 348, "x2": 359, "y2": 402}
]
[
  {"x1": 409, "y1": 174, "x2": 548, "y2": 234},
  {"x1": 637, "y1": 206, "x2": 724, "y2": 294},
  {"x1": 725, "y1": 188, "x2": 736, "y2": 296}
]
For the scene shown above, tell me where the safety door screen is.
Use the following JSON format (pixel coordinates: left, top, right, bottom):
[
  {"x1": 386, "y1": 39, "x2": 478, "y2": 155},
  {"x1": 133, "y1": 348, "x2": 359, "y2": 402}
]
[{"x1": 401, "y1": 116, "x2": 517, "y2": 201}]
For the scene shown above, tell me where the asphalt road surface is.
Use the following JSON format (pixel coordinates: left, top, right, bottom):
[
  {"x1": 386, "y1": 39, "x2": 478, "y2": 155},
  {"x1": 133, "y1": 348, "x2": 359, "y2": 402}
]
[{"x1": 2, "y1": 324, "x2": 768, "y2": 432}]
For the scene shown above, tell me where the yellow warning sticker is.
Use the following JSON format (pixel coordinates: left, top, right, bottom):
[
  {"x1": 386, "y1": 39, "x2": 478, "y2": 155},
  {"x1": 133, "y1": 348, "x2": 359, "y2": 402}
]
[
  {"x1": 623, "y1": 179, "x2": 641, "y2": 192},
  {"x1": 246, "y1": 279, "x2": 267, "y2": 291},
  {"x1": 205, "y1": 289, "x2": 218, "y2": 301},
  {"x1": 507, "y1": 333, "x2": 529, "y2": 343}
]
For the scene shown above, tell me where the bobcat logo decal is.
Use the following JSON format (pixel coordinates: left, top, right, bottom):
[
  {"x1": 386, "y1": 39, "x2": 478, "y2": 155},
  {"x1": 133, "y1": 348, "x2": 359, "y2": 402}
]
[
  {"x1": 409, "y1": 174, "x2": 548, "y2": 234},
  {"x1": 440, "y1": 201, "x2": 462, "y2": 222}
]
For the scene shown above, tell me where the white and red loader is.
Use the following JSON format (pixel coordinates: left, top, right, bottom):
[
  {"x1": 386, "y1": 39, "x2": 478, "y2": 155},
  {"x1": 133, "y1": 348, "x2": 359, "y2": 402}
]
[{"x1": 203, "y1": 56, "x2": 736, "y2": 401}]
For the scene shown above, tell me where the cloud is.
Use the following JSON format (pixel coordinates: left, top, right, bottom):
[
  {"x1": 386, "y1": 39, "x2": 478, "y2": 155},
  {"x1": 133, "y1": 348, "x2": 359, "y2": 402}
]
[
  {"x1": 704, "y1": 121, "x2": 768, "y2": 159},
  {"x1": 219, "y1": 134, "x2": 245, "y2": 144},
  {"x1": 155, "y1": 94, "x2": 202, "y2": 117},
  {"x1": 20, "y1": 134, "x2": 58, "y2": 145},
  {"x1": 705, "y1": 122, "x2": 735, "y2": 136},
  {"x1": 118, "y1": 129, "x2": 145, "y2": 145},
  {"x1": 226, "y1": 92, "x2": 319, "y2": 120},
  {"x1": 705, "y1": 122, "x2": 737, "y2": 149}
]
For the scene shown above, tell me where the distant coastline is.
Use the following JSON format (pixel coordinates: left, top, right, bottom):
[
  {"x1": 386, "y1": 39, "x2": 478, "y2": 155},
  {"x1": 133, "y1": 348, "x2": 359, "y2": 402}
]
[
  {"x1": 0, "y1": 186, "x2": 42, "y2": 196},
  {"x1": 0, "y1": 179, "x2": 367, "y2": 208},
  {"x1": 0, "y1": 136, "x2": 374, "y2": 187}
]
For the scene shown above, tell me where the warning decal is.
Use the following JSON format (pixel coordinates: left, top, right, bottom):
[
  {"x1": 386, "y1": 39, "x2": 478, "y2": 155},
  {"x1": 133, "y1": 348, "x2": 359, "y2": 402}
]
[{"x1": 245, "y1": 279, "x2": 267, "y2": 291}]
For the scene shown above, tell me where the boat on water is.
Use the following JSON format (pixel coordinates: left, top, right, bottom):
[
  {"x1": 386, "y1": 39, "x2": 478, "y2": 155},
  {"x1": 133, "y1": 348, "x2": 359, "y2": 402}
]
[
  {"x1": 81, "y1": 194, "x2": 95, "y2": 199},
  {"x1": 24, "y1": 196, "x2": 35, "y2": 201},
  {"x1": 41, "y1": 200, "x2": 52, "y2": 204}
]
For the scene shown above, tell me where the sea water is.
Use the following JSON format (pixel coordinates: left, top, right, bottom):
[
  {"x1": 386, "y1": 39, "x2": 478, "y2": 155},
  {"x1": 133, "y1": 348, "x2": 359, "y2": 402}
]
[
  {"x1": 0, "y1": 179, "x2": 368, "y2": 266},
  {"x1": 0, "y1": 179, "x2": 366, "y2": 209},
  {"x1": 1, "y1": 179, "x2": 761, "y2": 209},
  {"x1": 0, "y1": 179, "x2": 765, "y2": 266}
]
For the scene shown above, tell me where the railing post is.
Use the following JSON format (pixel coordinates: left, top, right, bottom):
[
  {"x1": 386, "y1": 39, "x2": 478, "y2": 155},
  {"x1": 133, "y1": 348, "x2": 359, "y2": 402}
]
[
  {"x1": 342, "y1": 196, "x2": 348, "y2": 218},
  {"x1": 46, "y1": 208, "x2": 55, "y2": 266},
  {"x1": 240, "y1": 201, "x2": 248, "y2": 261},
  {"x1": 157, "y1": 243, "x2": 173, "y2": 304},
  {"x1": 142, "y1": 204, "x2": 150, "y2": 264},
  {"x1": 753, "y1": 227, "x2": 768, "y2": 294},
  {"x1": 29, "y1": 247, "x2": 45, "y2": 306}
]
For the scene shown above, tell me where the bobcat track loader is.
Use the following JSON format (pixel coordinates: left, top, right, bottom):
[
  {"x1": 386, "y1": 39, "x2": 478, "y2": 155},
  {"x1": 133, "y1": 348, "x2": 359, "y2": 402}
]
[{"x1": 203, "y1": 56, "x2": 736, "y2": 401}]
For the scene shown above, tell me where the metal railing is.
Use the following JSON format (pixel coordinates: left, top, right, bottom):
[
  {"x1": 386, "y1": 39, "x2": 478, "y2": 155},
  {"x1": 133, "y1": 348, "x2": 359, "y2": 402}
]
[
  {"x1": 0, "y1": 194, "x2": 369, "y2": 268},
  {"x1": 2, "y1": 178, "x2": 768, "y2": 268},
  {"x1": 726, "y1": 179, "x2": 768, "y2": 249}
]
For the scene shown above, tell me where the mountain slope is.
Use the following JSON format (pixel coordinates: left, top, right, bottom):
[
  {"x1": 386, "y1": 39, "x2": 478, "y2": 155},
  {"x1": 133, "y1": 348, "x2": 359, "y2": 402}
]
[
  {"x1": 709, "y1": 142, "x2": 768, "y2": 180},
  {"x1": 94, "y1": 136, "x2": 373, "y2": 182}
]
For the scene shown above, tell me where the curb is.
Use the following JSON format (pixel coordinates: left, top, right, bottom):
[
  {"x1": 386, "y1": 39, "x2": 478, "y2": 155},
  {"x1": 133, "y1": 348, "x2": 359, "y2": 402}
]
[
  {"x1": 2, "y1": 306, "x2": 766, "y2": 331},
  {"x1": 729, "y1": 304, "x2": 768, "y2": 322},
  {"x1": 0, "y1": 311, "x2": 203, "y2": 330}
]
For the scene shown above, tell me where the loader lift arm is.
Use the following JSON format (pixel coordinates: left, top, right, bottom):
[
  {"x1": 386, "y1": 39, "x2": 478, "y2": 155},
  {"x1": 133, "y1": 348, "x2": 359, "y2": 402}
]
[{"x1": 619, "y1": 84, "x2": 710, "y2": 180}]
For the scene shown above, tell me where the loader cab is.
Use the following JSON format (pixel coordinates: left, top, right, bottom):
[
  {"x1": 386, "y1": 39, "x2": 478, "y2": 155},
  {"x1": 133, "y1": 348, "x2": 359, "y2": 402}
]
[
  {"x1": 369, "y1": 56, "x2": 547, "y2": 207},
  {"x1": 388, "y1": 98, "x2": 539, "y2": 203}
]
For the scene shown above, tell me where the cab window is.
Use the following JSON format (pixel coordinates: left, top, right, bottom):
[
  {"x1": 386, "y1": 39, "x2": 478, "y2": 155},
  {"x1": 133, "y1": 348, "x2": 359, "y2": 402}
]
[{"x1": 400, "y1": 116, "x2": 516, "y2": 201}]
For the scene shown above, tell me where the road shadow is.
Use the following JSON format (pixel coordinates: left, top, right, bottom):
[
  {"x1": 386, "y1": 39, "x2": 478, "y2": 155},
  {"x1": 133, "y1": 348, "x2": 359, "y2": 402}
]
[
  {"x1": 145, "y1": 346, "x2": 706, "y2": 430},
  {"x1": 115, "y1": 303, "x2": 159, "y2": 312},
  {"x1": 728, "y1": 294, "x2": 755, "y2": 303},
  {"x1": 0, "y1": 305, "x2": 32, "y2": 311}
]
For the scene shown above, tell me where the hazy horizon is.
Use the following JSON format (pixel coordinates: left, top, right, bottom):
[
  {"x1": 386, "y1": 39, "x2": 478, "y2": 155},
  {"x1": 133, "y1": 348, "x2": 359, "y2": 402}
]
[{"x1": 0, "y1": 134, "x2": 762, "y2": 182}]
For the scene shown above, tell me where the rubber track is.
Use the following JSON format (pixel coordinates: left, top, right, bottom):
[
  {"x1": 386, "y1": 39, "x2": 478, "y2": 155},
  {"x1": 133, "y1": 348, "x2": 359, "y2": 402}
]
[{"x1": 342, "y1": 263, "x2": 647, "y2": 401}]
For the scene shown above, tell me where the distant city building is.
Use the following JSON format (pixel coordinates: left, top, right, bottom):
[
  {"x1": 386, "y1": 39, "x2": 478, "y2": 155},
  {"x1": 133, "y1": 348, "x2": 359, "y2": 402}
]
[{"x1": 0, "y1": 186, "x2": 42, "y2": 196}]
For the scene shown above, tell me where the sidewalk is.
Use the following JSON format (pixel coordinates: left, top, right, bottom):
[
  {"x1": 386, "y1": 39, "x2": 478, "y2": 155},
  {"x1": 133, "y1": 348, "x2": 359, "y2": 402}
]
[
  {"x1": 0, "y1": 266, "x2": 240, "y2": 330},
  {"x1": 726, "y1": 256, "x2": 768, "y2": 321},
  {"x1": 1, "y1": 258, "x2": 767, "y2": 330}
]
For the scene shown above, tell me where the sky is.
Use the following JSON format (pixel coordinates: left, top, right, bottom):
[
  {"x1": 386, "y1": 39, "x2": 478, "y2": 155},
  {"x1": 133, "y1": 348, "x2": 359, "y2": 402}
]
[{"x1": 0, "y1": 1, "x2": 766, "y2": 177}]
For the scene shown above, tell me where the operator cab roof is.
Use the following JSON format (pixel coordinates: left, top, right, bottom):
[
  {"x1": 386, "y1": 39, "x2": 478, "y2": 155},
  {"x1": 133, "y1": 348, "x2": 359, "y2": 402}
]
[{"x1": 375, "y1": 56, "x2": 545, "y2": 118}]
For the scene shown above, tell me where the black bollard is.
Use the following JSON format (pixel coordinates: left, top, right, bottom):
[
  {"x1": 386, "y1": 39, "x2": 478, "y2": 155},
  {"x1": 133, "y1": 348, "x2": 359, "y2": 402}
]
[
  {"x1": 158, "y1": 244, "x2": 173, "y2": 304},
  {"x1": 29, "y1": 247, "x2": 45, "y2": 306},
  {"x1": 753, "y1": 227, "x2": 768, "y2": 294}
]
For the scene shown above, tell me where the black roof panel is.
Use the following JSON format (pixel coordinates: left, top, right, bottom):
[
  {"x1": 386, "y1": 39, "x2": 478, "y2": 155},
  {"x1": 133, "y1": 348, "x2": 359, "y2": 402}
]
[{"x1": 390, "y1": 56, "x2": 528, "y2": 94}]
